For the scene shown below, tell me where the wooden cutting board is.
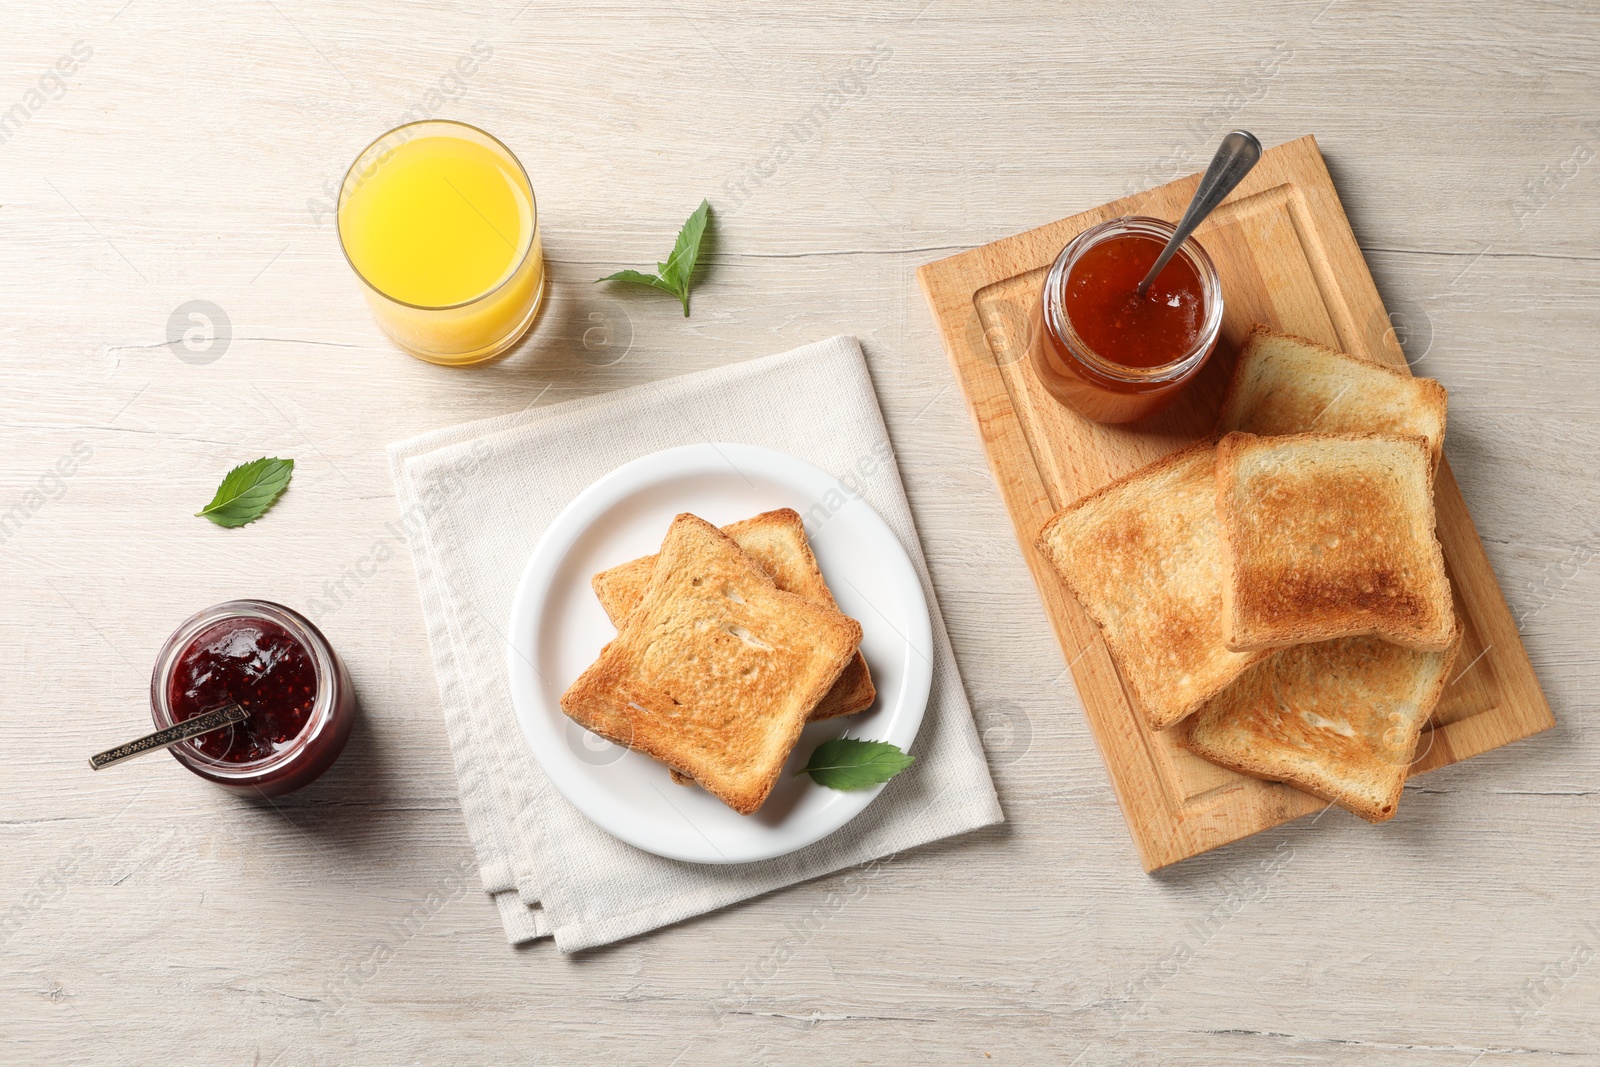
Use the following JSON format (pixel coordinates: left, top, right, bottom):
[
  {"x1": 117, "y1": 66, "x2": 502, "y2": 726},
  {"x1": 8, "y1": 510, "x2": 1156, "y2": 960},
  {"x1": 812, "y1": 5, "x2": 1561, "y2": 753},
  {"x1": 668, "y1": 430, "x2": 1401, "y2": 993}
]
[{"x1": 917, "y1": 134, "x2": 1555, "y2": 871}]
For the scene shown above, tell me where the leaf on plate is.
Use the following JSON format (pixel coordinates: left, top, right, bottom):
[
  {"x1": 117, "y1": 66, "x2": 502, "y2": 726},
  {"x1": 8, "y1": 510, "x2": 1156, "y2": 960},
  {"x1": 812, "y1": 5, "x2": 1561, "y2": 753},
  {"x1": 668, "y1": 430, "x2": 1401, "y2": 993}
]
[
  {"x1": 795, "y1": 737, "x2": 915, "y2": 791},
  {"x1": 195, "y1": 457, "x2": 294, "y2": 527}
]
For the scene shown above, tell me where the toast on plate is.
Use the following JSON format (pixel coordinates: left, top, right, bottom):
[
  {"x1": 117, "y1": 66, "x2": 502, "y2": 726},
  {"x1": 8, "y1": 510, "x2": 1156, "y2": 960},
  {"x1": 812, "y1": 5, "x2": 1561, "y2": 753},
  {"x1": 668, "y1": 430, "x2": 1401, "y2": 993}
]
[
  {"x1": 1035, "y1": 440, "x2": 1272, "y2": 731},
  {"x1": 1215, "y1": 431, "x2": 1457, "y2": 653},
  {"x1": 593, "y1": 508, "x2": 874, "y2": 721},
  {"x1": 560, "y1": 513, "x2": 863, "y2": 815},
  {"x1": 1180, "y1": 634, "x2": 1460, "y2": 822},
  {"x1": 1217, "y1": 325, "x2": 1449, "y2": 466}
]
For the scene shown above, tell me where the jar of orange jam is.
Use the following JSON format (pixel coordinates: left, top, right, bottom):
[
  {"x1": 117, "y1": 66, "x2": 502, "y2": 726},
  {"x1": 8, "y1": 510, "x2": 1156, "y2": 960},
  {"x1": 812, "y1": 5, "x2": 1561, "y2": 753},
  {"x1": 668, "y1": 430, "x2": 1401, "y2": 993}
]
[{"x1": 1034, "y1": 216, "x2": 1223, "y2": 423}]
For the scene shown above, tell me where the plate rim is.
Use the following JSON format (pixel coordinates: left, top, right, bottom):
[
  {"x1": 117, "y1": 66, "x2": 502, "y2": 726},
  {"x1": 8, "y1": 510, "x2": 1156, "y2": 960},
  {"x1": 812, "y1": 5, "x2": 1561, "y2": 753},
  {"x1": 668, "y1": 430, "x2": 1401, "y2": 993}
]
[{"x1": 504, "y1": 441, "x2": 933, "y2": 864}]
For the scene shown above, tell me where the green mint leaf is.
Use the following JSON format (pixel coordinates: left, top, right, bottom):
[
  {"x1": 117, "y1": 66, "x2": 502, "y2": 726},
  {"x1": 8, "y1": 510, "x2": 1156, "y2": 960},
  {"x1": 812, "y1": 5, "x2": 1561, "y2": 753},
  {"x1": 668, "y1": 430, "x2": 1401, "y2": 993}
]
[
  {"x1": 195, "y1": 457, "x2": 294, "y2": 528},
  {"x1": 656, "y1": 199, "x2": 710, "y2": 314},
  {"x1": 600, "y1": 269, "x2": 679, "y2": 300},
  {"x1": 795, "y1": 737, "x2": 914, "y2": 791},
  {"x1": 597, "y1": 268, "x2": 681, "y2": 301},
  {"x1": 596, "y1": 199, "x2": 711, "y2": 317}
]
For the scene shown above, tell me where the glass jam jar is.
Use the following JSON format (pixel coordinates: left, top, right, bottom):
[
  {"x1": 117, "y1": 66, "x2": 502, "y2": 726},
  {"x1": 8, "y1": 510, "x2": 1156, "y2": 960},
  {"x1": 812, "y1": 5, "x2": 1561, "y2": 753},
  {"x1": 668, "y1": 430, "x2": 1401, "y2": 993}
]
[
  {"x1": 150, "y1": 600, "x2": 354, "y2": 796},
  {"x1": 1034, "y1": 216, "x2": 1224, "y2": 423}
]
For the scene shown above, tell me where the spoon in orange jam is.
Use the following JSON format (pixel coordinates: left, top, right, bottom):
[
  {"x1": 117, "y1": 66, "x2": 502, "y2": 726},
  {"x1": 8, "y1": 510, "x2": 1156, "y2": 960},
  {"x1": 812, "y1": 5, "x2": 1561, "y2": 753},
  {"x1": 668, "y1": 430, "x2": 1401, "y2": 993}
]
[{"x1": 1135, "y1": 130, "x2": 1262, "y2": 299}]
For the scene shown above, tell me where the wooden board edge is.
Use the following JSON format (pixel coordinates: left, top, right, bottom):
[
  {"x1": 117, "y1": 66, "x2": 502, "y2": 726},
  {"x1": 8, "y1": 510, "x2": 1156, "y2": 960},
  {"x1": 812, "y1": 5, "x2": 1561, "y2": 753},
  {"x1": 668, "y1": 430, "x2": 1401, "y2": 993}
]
[
  {"x1": 1277, "y1": 134, "x2": 1411, "y2": 368},
  {"x1": 917, "y1": 134, "x2": 1329, "y2": 299},
  {"x1": 919, "y1": 257, "x2": 1335, "y2": 875},
  {"x1": 914, "y1": 145, "x2": 1385, "y2": 872},
  {"x1": 1283, "y1": 140, "x2": 1557, "y2": 771},
  {"x1": 1409, "y1": 462, "x2": 1557, "y2": 772},
  {"x1": 915, "y1": 266, "x2": 1195, "y2": 870},
  {"x1": 915, "y1": 132, "x2": 1558, "y2": 872},
  {"x1": 1141, "y1": 787, "x2": 1328, "y2": 873}
]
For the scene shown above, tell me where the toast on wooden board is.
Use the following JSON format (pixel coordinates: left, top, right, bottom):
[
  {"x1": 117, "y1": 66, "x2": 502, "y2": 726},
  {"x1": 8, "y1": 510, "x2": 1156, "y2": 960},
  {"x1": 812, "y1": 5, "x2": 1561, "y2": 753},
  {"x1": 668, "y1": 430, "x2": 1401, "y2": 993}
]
[
  {"x1": 1180, "y1": 634, "x2": 1461, "y2": 822},
  {"x1": 560, "y1": 513, "x2": 863, "y2": 815},
  {"x1": 1215, "y1": 431, "x2": 1457, "y2": 653},
  {"x1": 1035, "y1": 440, "x2": 1273, "y2": 731},
  {"x1": 593, "y1": 508, "x2": 874, "y2": 721},
  {"x1": 1217, "y1": 325, "x2": 1449, "y2": 466}
]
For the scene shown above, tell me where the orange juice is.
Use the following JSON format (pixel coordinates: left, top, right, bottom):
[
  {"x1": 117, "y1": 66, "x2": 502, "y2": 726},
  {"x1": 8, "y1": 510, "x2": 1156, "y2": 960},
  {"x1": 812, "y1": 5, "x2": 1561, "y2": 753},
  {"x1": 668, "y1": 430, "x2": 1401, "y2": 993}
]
[{"x1": 338, "y1": 122, "x2": 544, "y2": 365}]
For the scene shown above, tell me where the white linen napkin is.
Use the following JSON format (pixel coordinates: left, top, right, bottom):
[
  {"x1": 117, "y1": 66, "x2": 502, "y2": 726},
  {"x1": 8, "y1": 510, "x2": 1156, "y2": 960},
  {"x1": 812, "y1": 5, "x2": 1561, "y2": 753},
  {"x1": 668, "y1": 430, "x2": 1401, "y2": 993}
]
[{"x1": 387, "y1": 335, "x2": 1002, "y2": 951}]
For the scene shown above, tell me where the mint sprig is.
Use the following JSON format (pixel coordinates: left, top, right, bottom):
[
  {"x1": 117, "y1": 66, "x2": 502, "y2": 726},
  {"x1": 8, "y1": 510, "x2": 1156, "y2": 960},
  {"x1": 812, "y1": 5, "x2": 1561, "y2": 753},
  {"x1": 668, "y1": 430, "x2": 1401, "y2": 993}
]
[
  {"x1": 598, "y1": 199, "x2": 711, "y2": 316},
  {"x1": 795, "y1": 737, "x2": 914, "y2": 791},
  {"x1": 195, "y1": 457, "x2": 294, "y2": 528}
]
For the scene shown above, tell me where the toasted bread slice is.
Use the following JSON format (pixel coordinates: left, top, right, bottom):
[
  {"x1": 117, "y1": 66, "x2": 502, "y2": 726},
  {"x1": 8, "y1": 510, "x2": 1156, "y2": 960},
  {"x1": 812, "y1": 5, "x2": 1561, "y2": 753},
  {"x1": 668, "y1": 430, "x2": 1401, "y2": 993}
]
[
  {"x1": 1181, "y1": 634, "x2": 1460, "y2": 822},
  {"x1": 1035, "y1": 440, "x2": 1272, "y2": 731},
  {"x1": 560, "y1": 513, "x2": 863, "y2": 815},
  {"x1": 593, "y1": 508, "x2": 874, "y2": 720},
  {"x1": 1215, "y1": 432, "x2": 1456, "y2": 653},
  {"x1": 1217, "y1": 325, "x2": 1449, "y2": 466}
]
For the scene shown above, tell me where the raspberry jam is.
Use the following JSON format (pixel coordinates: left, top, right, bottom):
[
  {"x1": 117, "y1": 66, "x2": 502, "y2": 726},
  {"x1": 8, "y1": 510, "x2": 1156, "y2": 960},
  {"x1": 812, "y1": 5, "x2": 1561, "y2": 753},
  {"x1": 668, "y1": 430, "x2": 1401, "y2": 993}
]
[
  {"x1": 169, "y1": 617, "x2": 317, "y2": 763},
  {"x1": 1036, "y1": 216, "x2": 1224, "y2": 424},
  {"x1": 151, "y1": 601, "x2": 354, "y2": 796}
]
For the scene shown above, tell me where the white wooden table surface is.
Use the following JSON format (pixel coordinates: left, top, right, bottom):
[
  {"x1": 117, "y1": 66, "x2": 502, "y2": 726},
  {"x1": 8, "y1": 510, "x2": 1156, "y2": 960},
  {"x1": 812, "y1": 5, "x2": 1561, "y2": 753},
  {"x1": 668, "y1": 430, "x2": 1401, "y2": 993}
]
[{"x1": 4, "y1": 2, "x2": 1598, "y2": 1064}]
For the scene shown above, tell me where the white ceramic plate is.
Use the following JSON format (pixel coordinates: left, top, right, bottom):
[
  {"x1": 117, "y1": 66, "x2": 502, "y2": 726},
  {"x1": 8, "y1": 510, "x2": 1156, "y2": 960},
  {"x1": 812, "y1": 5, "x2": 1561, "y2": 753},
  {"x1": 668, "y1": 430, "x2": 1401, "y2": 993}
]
[{"x1": 506, "y1": 443, "x2": 933, "y2": 864}]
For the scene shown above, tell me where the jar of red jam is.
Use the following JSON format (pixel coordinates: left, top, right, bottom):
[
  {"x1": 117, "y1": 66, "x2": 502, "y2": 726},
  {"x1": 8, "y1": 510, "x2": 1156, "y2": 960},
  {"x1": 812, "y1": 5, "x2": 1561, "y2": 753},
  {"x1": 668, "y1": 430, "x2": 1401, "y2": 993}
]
[
  {"x1": 1035, "y1": 216, "x2": 1224, "y2": 423},
  {"x1": 150, "y1": 600, "x2": 354, "y2": 796}
]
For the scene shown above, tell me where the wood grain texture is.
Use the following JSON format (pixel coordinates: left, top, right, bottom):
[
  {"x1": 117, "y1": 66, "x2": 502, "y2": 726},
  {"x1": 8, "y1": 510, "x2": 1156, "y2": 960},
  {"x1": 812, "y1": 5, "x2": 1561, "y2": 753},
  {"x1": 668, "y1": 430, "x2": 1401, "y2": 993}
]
[
  {"x1": 919, "y1": 135, "x2": 1555, "y2": 870},
  {"x1": 2, "y1": 2, "x2": 1599, "y2": 1064}
]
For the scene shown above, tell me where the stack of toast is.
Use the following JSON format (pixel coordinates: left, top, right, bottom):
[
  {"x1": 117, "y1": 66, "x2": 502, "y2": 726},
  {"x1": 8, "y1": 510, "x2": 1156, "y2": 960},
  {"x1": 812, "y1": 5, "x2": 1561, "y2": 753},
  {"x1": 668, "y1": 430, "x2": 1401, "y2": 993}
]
[
  {"x1": 560, "y1": 509, "x2": 874, "y2": 815},
  {"x1": 1037, "y1": 325, "x2": 1459, "y2": 822}
]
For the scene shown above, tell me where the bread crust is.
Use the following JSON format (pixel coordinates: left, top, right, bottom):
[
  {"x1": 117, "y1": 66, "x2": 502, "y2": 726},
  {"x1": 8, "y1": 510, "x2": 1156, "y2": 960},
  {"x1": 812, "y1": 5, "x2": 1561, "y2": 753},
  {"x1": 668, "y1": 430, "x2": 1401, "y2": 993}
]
[
  {"x1": 1179, "y1": 634, "x2": 1461, "y2": 822},
  {"x1": 1035, "y1": 438, "x2": 1271, "y2": 731},
  {"x1": 561, "y1": 513, "x2": 862, "y2": 815},
  {"x1": 591, "y1": 508, "x2": 874, "y2": 720},
  {"x1": 1215, "y1": 431, "x2": 1458, "y2": 653},
  {"x1": 1216, "y1": 324, "x2": 1448, "y2": 468}
]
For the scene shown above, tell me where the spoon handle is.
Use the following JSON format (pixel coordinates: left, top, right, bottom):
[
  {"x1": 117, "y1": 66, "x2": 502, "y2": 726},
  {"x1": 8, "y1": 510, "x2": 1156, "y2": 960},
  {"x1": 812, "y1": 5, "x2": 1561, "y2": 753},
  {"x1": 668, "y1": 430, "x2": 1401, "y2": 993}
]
[
  {"x1": 88, "y1": 703, "x2": 249, "y2": 770},
  {"x1": 1137, "y1": 130, "x2": 1263, "y2": 296}
]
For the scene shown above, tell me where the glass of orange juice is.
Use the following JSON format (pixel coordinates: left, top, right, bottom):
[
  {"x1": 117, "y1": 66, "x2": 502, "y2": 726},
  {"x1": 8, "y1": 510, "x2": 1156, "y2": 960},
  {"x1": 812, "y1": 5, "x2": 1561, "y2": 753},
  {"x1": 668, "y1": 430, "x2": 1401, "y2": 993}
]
[{"x1": 337, "y1": 120, "x2": 545, "y2": 365}]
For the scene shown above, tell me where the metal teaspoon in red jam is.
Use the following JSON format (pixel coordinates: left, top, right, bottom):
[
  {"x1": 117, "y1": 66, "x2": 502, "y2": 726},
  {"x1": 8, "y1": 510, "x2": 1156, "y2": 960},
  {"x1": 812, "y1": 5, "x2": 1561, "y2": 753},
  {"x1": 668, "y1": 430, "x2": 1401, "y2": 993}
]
[{"x1": 89, "y1": 703, "x2": 251, "y2": 770}]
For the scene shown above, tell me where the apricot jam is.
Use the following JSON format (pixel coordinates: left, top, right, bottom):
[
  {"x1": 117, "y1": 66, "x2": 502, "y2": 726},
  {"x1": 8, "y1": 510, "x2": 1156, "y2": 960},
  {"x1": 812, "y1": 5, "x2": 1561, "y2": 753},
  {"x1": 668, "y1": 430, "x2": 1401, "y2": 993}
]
[
  {"x1": 1063, "y1": 235, "x2": 1204, "y2": 369},
  {"x1": 1035, "y1": 216, "x2": 1223, "y2": 424},
  {"x1": 151, "y1": 600, "x2": 354, "y2": 796}
]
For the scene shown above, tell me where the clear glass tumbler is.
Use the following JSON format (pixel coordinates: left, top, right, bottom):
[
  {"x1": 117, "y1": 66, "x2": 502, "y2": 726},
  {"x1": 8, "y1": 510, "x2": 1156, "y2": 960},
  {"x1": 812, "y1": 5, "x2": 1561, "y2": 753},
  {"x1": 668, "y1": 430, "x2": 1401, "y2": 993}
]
[{"x1": 337, "y1": 120, "x2": 546, "y2": 366}]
